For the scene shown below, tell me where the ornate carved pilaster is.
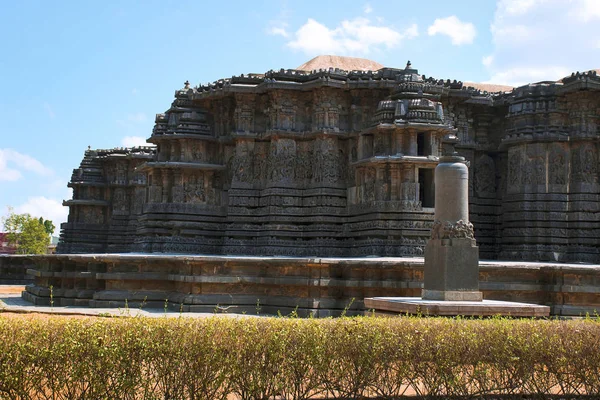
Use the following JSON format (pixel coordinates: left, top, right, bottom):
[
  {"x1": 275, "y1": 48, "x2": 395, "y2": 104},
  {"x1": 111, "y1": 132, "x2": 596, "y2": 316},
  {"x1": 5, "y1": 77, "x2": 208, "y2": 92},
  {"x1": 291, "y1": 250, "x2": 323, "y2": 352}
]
[
  {"x1": 162, "y1": 170, "x2": 172, "y2": 203},
  {"x1": 234, "y1": 93, "x2": 256, "y2": 132}
]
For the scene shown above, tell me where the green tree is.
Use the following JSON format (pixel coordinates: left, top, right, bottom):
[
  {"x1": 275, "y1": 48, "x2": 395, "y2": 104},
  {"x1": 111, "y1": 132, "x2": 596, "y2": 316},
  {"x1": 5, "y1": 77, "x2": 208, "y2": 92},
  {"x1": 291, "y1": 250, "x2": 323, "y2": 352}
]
[
  {"x1": 38, "y1": 217, "x2": 56, "y2": 236},
  {"x1": 2, "y1": 209, "x2": 50, "y2": 254}
]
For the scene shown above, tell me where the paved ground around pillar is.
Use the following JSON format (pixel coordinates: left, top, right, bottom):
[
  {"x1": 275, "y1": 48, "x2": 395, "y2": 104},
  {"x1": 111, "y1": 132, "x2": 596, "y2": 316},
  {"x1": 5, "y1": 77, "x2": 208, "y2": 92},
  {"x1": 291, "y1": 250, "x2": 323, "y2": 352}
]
[
  {"x1": 0, "y1": 286, "x2": 252, "y2": 318},
  {"x1": 364, "y1": 297, "x2": 550, "y2": 317}
]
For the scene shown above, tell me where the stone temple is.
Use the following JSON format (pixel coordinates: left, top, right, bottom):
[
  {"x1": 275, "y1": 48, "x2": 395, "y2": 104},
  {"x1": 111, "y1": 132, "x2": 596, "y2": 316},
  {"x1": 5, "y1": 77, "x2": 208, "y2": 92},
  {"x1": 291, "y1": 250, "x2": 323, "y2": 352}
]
[{"x1": 58, "y1": 56, "x2": 600, "y2": 263}]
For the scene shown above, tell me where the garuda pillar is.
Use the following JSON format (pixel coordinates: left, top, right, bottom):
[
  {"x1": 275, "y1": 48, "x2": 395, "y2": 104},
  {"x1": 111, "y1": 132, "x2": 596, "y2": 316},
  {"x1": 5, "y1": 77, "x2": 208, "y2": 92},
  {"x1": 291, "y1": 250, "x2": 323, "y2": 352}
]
[{"x1": 422, "y1": 133, "x2": 481, "y2": 301}]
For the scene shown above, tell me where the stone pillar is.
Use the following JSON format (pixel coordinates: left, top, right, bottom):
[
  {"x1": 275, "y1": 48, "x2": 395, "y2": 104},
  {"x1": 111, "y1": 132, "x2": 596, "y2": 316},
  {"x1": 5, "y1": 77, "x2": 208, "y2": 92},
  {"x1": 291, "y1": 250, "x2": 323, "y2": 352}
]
[
  {"x1": 162, "y1": 170, "x2": 171, "y2": 203},
  {"x1": 408, "y1": 131, "x2": 417, "y2": 156},
  {"x1": 172, "y1": 170, "x2": 183, "y2": 203},
  {"x1": 395, "y1": 132, "x2": 404, "y2": 155},
  {"x1": 422, "y1": 134, "x2": 482, "y2": 301}
]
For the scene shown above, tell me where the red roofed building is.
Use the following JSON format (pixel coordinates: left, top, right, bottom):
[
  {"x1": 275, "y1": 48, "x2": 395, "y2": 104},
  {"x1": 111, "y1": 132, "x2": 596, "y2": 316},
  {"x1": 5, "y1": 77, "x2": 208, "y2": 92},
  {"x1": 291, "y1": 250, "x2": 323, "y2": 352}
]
[{"x1": 0, "y1": 233, "x2": 17, "y2": 254}]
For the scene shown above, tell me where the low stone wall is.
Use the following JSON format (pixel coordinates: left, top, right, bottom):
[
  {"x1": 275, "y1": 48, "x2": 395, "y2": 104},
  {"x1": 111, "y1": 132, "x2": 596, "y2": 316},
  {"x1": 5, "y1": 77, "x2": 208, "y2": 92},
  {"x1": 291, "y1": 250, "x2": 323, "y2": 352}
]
[
  {"x1": 5, "y1": 254, "x2": 600, "y2": 317},
  {"x1": 0, "y1": 255, "x2": 35, "y2": 284}
]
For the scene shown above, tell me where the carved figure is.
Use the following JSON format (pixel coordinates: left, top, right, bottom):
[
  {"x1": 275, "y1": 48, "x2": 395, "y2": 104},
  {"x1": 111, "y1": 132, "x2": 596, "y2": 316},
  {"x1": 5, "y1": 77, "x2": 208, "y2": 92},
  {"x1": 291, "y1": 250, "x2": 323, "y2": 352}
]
[
  {"x1": 474, "y1": 155, "x2": 495, "y2": 196},
  {"x1": 184, "y1": 174, "x2": 205, "y2": 203},
  {"x1": 508, "y1": 152, "x2": 521, "y2": 186},
  {"x1": 430, "y1": 220, "x2": 475, "y2": 240}
]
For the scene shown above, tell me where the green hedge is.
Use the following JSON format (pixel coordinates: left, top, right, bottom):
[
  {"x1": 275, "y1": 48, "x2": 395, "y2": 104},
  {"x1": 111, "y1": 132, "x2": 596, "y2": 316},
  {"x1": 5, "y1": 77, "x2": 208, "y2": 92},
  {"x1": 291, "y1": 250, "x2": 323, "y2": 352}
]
[{"x1": 0, "y1": 315, "x2": 599, "y2": 399}]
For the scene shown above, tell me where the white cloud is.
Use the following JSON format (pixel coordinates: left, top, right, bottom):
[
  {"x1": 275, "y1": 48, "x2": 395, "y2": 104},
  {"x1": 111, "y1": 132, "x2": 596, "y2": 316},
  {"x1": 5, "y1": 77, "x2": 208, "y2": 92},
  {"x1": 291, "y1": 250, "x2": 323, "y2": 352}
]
[
  {"x1": 427, "y1": 16, "x2": 476, "y2": 45},
  {"x1": 486, "y1": 0, "x2": 600, "y2": 86},
  {"x1": 287, "y1": 17, "x2": 418, "y2": 56},
  {"x1": 488, "y1": 66, "x2": 571, "y2": 86},
  {"x1": 267, "y1": 4, "x2": 291, "y2": 39},
  {"x1": 364, "y1": 3, "x2": 373, "y2": 14},
  {"x1": 568, "y1": 0, "x2": 600, "y2": 22},
  {"x1": 13, "y1": 196, "x2": 68, "y2": 235},
  {"x1": 0, "y1": 149, "x2": 52, "y2": 182},
  {"x1": 501, "y1": 0, "x2": 538, "y2": 15},
  {"x1": 482, "y1": 55, "x2": 494, "y2": 67},
  {"x1": 43, "y1": 102, "x2": 55, "y2": 119},
  {"x1": 121, "y1": 136, "x2": 152, "y2": 147},
  {"x1": 268, "y1": 26, "x2": 289, "y2": 38},
  {"x1": 404, "y1": 24, "x2": 419, "y2": 39},
  {"x1": 490, "y1": 24, "x2": 536, "y2": 46}
]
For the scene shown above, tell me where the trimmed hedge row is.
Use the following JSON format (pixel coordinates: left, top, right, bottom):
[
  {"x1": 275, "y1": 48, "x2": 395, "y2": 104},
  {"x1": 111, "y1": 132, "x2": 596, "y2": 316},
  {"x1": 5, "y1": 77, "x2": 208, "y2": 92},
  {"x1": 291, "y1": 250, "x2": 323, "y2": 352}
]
[{"x1": 0, "y1": 315, "x2": 599, "y2": 399}]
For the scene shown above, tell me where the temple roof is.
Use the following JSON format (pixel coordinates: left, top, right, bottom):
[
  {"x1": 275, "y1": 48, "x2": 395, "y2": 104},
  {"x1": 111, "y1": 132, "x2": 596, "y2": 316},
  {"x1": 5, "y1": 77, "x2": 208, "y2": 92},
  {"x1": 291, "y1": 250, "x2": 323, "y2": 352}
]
[
  {"x1": 557, "y1": 69, "x2": 600, "y2": 83},
  {"x1": 463, "y1": 82, "x2": 514, "y2": 93},
  {"x1": 296, "y1": 55, "x2": 384, "y2": 72}
]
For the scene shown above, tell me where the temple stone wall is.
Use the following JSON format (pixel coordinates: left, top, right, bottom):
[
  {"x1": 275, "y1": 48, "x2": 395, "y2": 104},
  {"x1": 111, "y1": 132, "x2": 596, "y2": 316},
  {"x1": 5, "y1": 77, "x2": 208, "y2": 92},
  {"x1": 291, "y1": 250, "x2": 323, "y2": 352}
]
[
  {"x1": 499, "y1": 77, "x2": 600, "y2": 262},
  {"x1": 0, "y1": 256, "x2": 34, "y2": 284},
  {"x1": 57, "y1": 147, "x2": 154, "y2": 254},
  {"x1": 57, "y1": 64, "x2": 600, "y2": 262},
  {"x1": 15, "y1": 254, "x2": 600, "y2": 317}
]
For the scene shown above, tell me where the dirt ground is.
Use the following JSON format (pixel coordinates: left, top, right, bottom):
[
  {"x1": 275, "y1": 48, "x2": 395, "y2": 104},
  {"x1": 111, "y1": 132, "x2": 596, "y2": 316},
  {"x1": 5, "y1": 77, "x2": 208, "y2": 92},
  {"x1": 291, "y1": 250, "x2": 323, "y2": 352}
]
[
  {"x1": 0, "y1": 285, "x2": 95, "y2": 320},
  {"x1": 0, "y1": 285, "x2": 25, "y2": 294},
  {"x1": 0, "y1": 312, "x2": 96, "y2": 320}
]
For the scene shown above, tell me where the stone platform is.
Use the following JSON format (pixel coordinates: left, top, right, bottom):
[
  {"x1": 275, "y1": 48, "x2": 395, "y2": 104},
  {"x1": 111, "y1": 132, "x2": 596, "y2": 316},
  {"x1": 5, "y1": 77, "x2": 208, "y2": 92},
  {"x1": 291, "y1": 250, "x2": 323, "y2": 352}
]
[
  {"x1": 1, "y1": 254, "x2": 600, "y2": 317},
  {"x1": 364, "y1": 297, "x2": 550, "y2": 317},
  {"x1": 0, "y1": 256, "x2": 34, "y2": 285}
]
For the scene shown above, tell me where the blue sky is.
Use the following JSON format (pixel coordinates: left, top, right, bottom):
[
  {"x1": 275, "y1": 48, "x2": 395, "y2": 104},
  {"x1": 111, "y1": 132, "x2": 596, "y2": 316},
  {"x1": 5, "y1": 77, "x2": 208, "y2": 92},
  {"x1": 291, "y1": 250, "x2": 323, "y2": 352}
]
[{"x1": 1, "y1": 0, "x2": 599, "y2": 233}]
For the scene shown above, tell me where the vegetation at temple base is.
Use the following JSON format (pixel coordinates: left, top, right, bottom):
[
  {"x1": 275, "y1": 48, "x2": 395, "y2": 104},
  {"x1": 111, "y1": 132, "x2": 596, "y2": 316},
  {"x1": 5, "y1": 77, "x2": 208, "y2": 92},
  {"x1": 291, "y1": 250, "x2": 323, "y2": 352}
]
[
  {"x1": 0, "y1": 315, "x2": 599, "y2": 399},
  {"x1": 2, "y1": 209, "x2": 52, "y2": 254}
]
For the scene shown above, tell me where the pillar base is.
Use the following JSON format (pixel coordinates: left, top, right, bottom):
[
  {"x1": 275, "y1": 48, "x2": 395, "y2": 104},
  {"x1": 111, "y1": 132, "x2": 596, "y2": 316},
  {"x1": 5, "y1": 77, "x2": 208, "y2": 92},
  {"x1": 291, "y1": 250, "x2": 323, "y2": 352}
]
[
  {"x1": 364, "y1": 297, "x2": 550, "y2": 317},
  {"x1": 424, "y1": 238, "x2": 480, "y2": 295},
  {"x1": 422, "y1": 289, "x2": 483, "y2": 301}
]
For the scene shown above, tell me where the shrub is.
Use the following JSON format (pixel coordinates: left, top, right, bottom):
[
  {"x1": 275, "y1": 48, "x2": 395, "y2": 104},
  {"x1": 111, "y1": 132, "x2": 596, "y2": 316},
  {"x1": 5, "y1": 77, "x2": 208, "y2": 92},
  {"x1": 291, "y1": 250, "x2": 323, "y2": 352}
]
[{"x1": 0, "y1": 315, "x2": 599, "y2": 399}]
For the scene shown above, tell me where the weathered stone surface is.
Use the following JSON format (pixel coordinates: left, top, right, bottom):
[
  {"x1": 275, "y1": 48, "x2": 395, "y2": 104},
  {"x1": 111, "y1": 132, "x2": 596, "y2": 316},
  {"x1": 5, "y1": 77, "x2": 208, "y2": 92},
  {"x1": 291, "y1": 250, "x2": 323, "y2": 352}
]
[
  {"x1": 55, "y1": 60, "x2": 600, "y2": 262},
  {"x1": 422, "y1": 135, "x2": 482, "y2": 302},
  {"x1": 364, "y1": 298, "x2": 550, "y2": 317},
  {"x1": 7, "y1": 254, "x2": 599, "y2": 316},
  {"x1": 423, "y1": 238, "x2": 481, "y2": 301},
  {"x1": 0, "y1": 256, "x2": 34, "y2": 284}
]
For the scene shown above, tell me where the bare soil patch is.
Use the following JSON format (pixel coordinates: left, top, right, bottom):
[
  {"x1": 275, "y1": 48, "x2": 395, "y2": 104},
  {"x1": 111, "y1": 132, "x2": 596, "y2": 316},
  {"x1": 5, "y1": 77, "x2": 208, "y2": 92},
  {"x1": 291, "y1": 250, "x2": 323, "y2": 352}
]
[
  {"x1": 0, "y1": 285, "x2": 25, "y2": 294},
  {"x1": 0, "y1": 312, "x2": 96, "y2": 321}
]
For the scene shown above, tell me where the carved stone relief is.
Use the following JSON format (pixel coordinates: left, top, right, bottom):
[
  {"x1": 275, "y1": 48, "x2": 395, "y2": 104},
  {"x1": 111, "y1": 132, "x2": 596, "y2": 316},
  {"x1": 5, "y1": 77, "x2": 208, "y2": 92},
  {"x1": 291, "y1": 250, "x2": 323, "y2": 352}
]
[
  {"x1": 571, "y1": 143, "x2": 598, "y2": 184},
  {"x1": 232, "y1": 143, "x2": 253, "y2": 184},
  {"x1": 508, "y1": 149, "x2": 523, "y2": 190},
  {"x1": 363, "y1": 167, "x2": 376, "y2": 202},
  {"x1": 269, "y1": 93, "x2": 297, "y2": 131},
  {"x1": 190, "y1": 142, "x2": 204, "y2": 162},
  {"x1": 252, "y1": 142, "x2": 268, "y2": 182},
  {"x1": 268, "y1": 138, "x2": 296, "y2": 183},
  {"x1": 234, "y1": 94, "x2": 255, "y2": 132},
  {"x1": 431, "y1": 219, "x2": 475, "y2": 240},
  {"x1": 313, "y1": 137, "x2": 344, "y2": 184},
  {"x1": 474, "y1": 154, "x2": 496, "y2": 197},
  {"x1": 294, "y1": 141, "x2": 313, "y2": 181},
  {"x1": 112, "y1": 188, "x2": 128, "y2": 213},
  {"x1": 184, "y1": 173, "x2": 205, "y2": 203},
  {"x1": 549, "y1": 145, "x2": 568, "y2": 185},
  {"x1": 80, "y1": 206, "x2": 104, "y2": 224},
  {"x1": 59, "y1": 66, "x2": 600, "y2": 263}
]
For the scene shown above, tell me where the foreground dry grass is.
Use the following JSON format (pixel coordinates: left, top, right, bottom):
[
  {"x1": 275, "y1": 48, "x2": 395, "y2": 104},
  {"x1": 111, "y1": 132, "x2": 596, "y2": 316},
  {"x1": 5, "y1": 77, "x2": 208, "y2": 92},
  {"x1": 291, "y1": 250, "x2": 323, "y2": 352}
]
[{"x1": 1, "y1": 312, "x2": 600, "y2": 399}]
